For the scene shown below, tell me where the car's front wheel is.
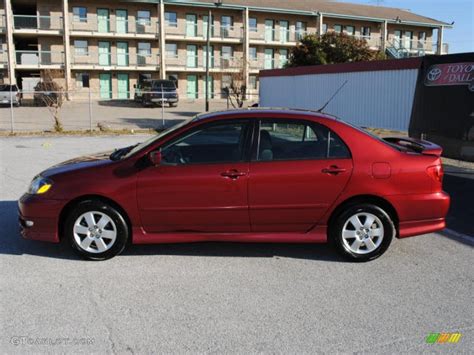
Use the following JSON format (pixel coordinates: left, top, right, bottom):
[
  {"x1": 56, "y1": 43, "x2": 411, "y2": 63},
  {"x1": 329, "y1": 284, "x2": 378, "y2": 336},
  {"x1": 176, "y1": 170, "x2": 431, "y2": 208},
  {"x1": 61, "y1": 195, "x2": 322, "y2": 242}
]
[
  {"x1": 330, "y1": 204, "x2": 394, "y2": 262},
  {"x1": 64, "y1": 200, "x2": 129, "y2": 260}
]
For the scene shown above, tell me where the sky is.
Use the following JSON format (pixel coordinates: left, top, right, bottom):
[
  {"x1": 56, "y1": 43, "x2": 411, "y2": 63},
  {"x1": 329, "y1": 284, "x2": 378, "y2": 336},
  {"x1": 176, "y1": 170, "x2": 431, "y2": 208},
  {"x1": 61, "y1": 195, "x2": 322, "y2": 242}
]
[{"x1": 337, "y1": 0, "x2": 474, "y2": 53}]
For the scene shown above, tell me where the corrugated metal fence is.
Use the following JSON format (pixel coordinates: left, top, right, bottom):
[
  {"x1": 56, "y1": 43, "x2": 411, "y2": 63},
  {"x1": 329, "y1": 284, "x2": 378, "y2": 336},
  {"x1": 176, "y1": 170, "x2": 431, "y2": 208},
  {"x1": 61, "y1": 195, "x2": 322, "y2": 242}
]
[{"x1": 259, "y1": 59, "x2": 421, "y2": 131}]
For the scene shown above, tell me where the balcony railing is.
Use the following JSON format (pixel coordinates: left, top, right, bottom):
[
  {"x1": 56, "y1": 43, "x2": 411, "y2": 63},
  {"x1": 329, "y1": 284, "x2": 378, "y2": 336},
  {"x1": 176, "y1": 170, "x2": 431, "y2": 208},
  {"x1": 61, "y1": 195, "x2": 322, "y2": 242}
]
[
  {"x1": 0, "y1": 15, "x2": 6, "y2": 30},
  {"x1": 15, "y1": 50, "x2": 64, "y2": 66},
  {"x1": 166, "y1": 23, "x2": 243, "y2": 40},
  {"x1": 70, "y1": 16, "x2": 159, "y2": 35},
  {"x1": 13, "y1": 15, "x2": 63, "y2": 31},
  {"x1": 166, "y1": 54, "x2": 243, "y2": 70},
  {"x1": 249, "y1": 29, "x2": 307, "y2": 44},
  {"x1": 71, "y1": 52, "x2": 160, "y2": 67},
  {"x1": 0, "y1": 51, "x2": 7, "y2": 64},
  {"x1": 249, "y1": 57, "x2": 288, "y2": 70}
]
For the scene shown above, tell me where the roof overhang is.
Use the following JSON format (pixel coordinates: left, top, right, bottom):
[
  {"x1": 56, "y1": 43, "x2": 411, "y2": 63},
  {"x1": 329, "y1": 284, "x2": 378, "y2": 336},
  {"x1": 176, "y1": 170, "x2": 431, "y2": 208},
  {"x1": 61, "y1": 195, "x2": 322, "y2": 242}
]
[{"x1": 122, "y1": 0, "x2": 452, "y2": 28}]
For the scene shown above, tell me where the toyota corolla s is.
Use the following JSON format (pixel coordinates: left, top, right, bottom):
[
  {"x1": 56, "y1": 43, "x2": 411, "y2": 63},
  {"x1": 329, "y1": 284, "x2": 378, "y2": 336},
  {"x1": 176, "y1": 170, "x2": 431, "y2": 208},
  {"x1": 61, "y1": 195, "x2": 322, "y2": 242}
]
[{"x1": 19, "y1": 109, "x2": 450, "y2": 261}]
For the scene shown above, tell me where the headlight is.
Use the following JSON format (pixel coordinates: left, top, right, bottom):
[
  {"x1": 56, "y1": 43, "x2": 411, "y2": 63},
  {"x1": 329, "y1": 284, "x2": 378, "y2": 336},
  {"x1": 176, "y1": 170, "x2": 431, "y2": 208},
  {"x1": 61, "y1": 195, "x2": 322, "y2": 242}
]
[{"x1": 28, "y1": 176, "x2": 53, "y2": 195}]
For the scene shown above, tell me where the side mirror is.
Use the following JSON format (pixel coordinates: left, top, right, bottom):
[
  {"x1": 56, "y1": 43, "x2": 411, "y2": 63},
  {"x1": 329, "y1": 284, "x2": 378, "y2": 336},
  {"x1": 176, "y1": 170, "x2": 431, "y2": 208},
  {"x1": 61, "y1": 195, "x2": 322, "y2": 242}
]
[{"x1": 149, "y1": 151, "x2": 162, "y2": 166}]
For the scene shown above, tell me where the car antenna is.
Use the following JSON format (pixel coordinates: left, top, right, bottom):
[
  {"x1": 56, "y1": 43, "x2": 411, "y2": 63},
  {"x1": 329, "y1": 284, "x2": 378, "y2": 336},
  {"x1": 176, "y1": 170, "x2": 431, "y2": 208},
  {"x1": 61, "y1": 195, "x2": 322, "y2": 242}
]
[{"x1": 317, "y1": 80, "x2": 348, "y2": 113}]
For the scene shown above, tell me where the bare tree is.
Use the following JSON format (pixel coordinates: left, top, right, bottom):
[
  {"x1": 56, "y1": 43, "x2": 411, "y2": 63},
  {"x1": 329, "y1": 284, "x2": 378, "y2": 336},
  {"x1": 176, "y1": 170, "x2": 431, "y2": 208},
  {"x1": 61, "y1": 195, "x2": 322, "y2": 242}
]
[
  {"x1": 221, "y1": 57, "x2": 247, "y2": 109},
  {"x1": 34, "y1": 69, "x2": 65, "y2": 132}
]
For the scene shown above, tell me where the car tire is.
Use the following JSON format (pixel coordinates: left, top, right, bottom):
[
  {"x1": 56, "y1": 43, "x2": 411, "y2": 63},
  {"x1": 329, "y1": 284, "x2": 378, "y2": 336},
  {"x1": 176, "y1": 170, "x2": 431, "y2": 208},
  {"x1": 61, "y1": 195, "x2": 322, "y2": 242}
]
[
  {"x1": 64, "y1": 200, "x2": 129, "y2": 261},
  {"x1": 330, "y1": 203, "x2": 394, "y2": 262},
  {"x1": 169, "y1": 103, "x2": 177, "y2": 107}
]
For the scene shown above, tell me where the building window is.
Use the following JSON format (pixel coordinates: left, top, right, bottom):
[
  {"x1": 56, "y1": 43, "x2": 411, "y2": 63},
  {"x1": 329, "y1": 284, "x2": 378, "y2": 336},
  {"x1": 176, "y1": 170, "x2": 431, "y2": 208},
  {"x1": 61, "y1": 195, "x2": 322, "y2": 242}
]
[
  {"x1": 279, "y1": 49, "x2": 288, "y2": 68},
  {"x1": 344, "y1": 25, "x2": 355, "y2": 36},
  {"x1": 137, "y1": 10, "x2": 151, "y2": 26},
  {"x1": 249, "y1": 75, "x2": 258, "y2": 90},
  {"x1": 296, "y1": 21, "x2": 307, "y2": 40},
  {"x1": 221, "y1": 16, "x2": 233, "y2": 28},
  {"x1": 74, "y1": 40, "x2": 88, "y2": 56},
  {"x1": 322, "y1": 23, "x2": 328, "y2": 34},
  {"x1": 75, "y1": 73, "x2": 89, "y2": 88},
  {"x1": 418, "y1": 31, "x2": 427, "y2": 43},
  {"x1": 139, "y1": 73, "x2": 152, "y2": 84},
  {"x1": 222, "y1": 74, "x2": 232, "y2": 95},
  {"x1": 166, "y1": 43, "x2": 178, "y2": 58},
  {"x1": 361, "y1": 26, "x2": 371, "y2": 38},
  {"x1": 138, "y1": 42, "x2": 151, "y2": 56},
  {"x1": 334, "y1": 24, "x2": 342, "y2": 33},
  {"x1": 73, "y1": 7, "x2": 87, "y2": 23},
  {"x1": 249, "y1": 17, "x2": 257, "y2": 32},
  {"x1": 165, "y1": 12, "x2": 177, "y2": 27},
  {"x1": 249, "y1": 47, "x2": 257, "y2": 61},
  {"x1": 168, "y1": 74, "x2": 178, "y2": 87}
]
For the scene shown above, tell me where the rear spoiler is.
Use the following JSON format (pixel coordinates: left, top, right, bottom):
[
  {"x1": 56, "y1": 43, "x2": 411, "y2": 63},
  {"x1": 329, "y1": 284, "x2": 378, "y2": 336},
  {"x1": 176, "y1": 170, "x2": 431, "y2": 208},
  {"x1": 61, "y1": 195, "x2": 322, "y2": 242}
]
[{"x1": 383, "y1": 137, "x2": 443, "y2": 157}]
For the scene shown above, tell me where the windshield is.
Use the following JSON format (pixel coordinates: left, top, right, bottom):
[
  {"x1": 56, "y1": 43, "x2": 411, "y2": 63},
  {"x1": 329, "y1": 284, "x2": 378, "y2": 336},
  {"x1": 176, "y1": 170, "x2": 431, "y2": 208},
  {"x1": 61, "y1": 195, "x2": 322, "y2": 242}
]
[
  {"x1": 152, "y1": 80, "x2": 176, "y2": 89},
  {"x1": 121, "y1": 118, "x2": 193, "y2": 159}
]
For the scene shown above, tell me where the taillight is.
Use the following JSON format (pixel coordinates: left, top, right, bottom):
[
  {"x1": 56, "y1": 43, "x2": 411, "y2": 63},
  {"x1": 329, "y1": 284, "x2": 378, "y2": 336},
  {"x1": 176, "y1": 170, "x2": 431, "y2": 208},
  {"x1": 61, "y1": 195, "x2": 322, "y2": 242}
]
[{"x1": 426, "y1": 165, "x2": 444, "y2": 183}]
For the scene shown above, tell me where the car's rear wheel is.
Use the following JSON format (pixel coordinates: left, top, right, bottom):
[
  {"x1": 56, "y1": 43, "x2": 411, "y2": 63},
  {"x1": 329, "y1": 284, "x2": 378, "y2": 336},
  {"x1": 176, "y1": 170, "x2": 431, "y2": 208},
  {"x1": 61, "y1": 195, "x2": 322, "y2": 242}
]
[
  {"x1": 64, "y1": 200, "x2": 129, "y2": 260},
  {"x1": 330, "y1": 204, "x2": 394, "y2": 262}
]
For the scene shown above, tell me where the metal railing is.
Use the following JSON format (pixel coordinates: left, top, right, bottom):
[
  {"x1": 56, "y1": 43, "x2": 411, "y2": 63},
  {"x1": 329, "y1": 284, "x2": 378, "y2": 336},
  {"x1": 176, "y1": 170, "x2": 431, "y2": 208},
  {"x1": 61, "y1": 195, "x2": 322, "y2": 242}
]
[
  {"x1": 0, "y1": 89, "x2": 260, "y2": 133},
  {"x1": 166, "y1": 23, "x2": 243, "y2": 40},
  {"x1": 70, "y1": 16, "x2": 159, "y2": 35},
  {"x1": 13, "y1": 15, "x2": 63, "y2": 31},
  {"x1": 352, "y1": 35, "x2": 382, "y2": 48},
  {"x1": 15, "y1": 50, "x2": 65, "y2": 66},
  {"x1": 249, "y1": 57, "x2": 288, "y2": 70},
  {"x1": 166, "y1": 54, "x2": 243, "y2": 70},
  {"x1": 249, "y1": 29, "x2": 307, "y2": 43},
  {"x1": 0, "y1": 14, "x2": 6, "y2": 31},
  {"x1": 71, "y1": 52, "x2": 160, "y2": 67}
]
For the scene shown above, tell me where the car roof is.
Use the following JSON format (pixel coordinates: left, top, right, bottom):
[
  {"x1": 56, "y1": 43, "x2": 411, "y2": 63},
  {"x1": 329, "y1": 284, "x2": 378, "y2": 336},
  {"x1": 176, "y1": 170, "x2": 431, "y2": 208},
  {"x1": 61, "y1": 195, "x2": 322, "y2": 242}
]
[{"x1": 193, "y1": 107, "x2": 340, "y2": 122}]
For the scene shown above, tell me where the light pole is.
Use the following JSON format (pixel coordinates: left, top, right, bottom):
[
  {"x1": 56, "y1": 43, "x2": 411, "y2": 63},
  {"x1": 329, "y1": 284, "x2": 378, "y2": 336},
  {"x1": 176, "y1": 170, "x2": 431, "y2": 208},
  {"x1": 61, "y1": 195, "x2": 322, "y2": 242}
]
[{"x1": 205, "y1": 0, "x2": 223, "y2": 112}]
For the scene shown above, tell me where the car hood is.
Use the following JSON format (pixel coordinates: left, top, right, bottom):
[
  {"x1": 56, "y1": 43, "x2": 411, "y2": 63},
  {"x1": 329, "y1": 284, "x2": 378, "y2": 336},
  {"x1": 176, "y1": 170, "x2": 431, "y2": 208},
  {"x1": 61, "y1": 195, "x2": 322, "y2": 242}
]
[{"x1": 41, "y1": 150, "x2": 114, "y2": 177}]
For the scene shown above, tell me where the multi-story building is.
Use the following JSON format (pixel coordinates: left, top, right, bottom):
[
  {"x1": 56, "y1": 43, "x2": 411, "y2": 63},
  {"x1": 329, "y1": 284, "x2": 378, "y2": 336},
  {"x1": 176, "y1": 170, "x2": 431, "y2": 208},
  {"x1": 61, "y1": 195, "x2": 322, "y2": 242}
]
[{"x1": 0, "y1": 0, "x2": 451, "y2": 100}]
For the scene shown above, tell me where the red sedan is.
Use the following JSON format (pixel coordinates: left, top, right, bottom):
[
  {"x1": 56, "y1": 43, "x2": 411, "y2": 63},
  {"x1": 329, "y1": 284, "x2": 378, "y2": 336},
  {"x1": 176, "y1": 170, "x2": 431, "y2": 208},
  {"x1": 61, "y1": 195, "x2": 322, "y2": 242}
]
[{"x1": 19, "y1": 109, "x2": 450, "y2": 261}]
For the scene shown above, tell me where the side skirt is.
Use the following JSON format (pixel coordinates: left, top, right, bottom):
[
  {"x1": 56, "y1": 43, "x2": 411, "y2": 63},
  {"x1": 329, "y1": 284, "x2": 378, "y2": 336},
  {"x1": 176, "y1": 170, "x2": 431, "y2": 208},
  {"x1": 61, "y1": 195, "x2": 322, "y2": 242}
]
[{"x1": 132, "y1": 225, "x2": 327, "y2": 244}]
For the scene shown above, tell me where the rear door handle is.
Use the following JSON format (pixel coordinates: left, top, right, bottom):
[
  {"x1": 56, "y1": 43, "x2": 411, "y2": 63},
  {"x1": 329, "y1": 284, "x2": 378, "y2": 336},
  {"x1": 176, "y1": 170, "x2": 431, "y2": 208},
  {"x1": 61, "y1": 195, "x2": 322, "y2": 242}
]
[
  {"x1": 322, "y1": 166, "x2": 347, "y2": 175},
  {"x1": 221, "y1": 169, "x2": 247, "y2": 179}
]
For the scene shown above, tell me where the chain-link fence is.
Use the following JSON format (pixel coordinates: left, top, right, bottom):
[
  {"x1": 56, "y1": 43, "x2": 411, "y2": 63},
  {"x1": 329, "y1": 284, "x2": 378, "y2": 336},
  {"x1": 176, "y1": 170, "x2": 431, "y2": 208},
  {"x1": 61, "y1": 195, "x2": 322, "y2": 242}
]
[{"x1": 0, "y1": 88, "x2": 259, "y2": 133}]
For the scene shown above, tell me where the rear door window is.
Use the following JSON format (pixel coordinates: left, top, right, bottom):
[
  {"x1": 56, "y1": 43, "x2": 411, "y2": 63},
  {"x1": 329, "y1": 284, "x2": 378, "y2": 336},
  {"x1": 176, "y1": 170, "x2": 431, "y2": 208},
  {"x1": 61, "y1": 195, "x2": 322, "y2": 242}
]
[{"x1": 256, "y1": 119, "x2": 350, "y2": 161}]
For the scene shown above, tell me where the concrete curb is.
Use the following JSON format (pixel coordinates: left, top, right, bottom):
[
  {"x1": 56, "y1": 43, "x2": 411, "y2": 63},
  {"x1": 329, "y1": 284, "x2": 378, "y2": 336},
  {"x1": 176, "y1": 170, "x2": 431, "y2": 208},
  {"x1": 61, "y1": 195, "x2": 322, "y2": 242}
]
[{"x1": 443, "y1": 228, "x2": 474, "y2": 246}]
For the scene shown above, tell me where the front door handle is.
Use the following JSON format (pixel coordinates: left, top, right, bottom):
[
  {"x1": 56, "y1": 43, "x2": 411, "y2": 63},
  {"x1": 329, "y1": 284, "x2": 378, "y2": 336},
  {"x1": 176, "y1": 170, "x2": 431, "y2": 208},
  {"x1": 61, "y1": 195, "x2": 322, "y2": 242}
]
[
  {"x1": 221, "y1": 169, "x2": 247, "y2": 179},
  {"x1": 322, "y1": 166, "x2": 347, "y2": 175}
]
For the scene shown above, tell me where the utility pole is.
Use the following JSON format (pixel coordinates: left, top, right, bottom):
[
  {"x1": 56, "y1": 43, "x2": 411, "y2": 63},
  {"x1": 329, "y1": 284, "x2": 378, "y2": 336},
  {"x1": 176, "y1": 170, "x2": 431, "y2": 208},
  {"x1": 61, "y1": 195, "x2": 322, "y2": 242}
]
[{"x1": 205, "y1": 9, "x2": 211, "y2": 112}]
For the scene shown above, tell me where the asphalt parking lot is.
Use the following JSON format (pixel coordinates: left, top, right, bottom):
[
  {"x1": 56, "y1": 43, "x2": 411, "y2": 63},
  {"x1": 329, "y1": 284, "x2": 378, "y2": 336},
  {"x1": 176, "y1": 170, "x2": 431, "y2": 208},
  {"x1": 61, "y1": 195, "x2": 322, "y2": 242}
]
[{"x1": 0, "y1": 135, "x2": 472, "y2": 353}]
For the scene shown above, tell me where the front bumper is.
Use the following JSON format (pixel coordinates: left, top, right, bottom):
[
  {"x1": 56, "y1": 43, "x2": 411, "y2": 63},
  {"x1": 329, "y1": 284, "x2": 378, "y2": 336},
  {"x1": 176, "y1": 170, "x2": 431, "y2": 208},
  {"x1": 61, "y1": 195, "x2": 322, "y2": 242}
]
[
  {"x1": 18, "y1": 194, "x2": 65, "y2": 243},
  {"x1": 150, "y1": 97, "x2": 178, "y2": 103}
]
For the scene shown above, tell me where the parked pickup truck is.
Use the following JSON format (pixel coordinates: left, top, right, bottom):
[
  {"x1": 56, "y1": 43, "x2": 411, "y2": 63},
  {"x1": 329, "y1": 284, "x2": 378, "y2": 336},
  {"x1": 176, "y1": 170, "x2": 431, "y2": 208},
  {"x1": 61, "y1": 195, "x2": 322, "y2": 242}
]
[
  {"x1": 0, "y1": 84, "x2": 22, "y2": 107},
  {"x1": 135, "y1": 80, "x2": 179, "y2": 107}
]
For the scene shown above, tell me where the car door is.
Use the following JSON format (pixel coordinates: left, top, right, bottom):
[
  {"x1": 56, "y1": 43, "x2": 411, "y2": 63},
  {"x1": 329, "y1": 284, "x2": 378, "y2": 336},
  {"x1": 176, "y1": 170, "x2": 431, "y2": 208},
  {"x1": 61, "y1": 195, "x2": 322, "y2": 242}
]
[
  {"x1": 248, "y1": 118, "x2": 353, "y2": 232},
  {"x1": 136, "y1": 119, "x2": 252, "y2": 233}
]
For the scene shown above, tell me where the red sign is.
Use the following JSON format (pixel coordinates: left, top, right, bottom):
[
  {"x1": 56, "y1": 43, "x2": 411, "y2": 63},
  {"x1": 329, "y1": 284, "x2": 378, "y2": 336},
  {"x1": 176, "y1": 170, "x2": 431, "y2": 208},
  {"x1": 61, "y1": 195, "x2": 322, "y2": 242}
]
[{"x1": 424, "y1": 62, "x2": 474, "y2": 91}]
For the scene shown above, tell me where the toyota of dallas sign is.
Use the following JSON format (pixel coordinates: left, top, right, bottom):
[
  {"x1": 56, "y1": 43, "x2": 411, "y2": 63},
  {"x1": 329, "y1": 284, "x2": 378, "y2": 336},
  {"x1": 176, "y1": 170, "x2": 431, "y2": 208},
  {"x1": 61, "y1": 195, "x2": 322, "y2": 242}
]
[{"x1": 425, "y1": 62, "x2": 474, "y2": 91}]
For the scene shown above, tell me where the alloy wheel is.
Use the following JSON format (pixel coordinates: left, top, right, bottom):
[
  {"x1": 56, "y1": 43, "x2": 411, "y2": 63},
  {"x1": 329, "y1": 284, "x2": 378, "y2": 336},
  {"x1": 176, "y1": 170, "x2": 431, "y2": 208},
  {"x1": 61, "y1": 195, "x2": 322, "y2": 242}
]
[
  {"x1": 341, "y1": 212, "x2": 384, "y2": 254},
  {"x1": 73, "y1": 211, "x2": 117, "y2": 254}
]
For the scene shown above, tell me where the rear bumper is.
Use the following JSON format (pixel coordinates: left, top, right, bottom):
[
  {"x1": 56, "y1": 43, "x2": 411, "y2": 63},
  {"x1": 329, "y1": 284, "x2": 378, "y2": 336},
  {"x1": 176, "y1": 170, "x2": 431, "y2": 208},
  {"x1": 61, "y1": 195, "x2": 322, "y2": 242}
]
[
  {"x1": 18, "y1": 194, "x2": 64, "y2": 243},
  {"x1": 386, "y1": 191, "x2": 450, "y2": 238}
]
